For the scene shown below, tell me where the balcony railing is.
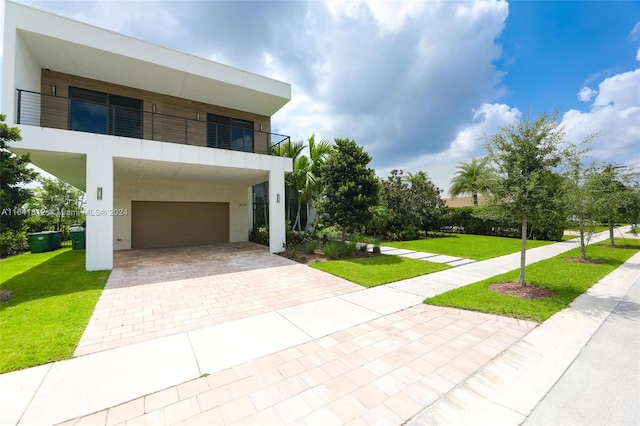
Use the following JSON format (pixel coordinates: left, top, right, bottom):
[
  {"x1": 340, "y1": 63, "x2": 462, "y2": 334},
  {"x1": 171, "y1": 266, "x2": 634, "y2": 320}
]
[{"x1": 16, "y1": 89, "x2": 290, "y2": 155}]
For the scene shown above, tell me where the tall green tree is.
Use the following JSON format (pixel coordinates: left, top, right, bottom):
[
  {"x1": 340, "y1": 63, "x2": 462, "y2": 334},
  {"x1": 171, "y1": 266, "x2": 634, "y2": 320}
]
[
  {"x1": 24, "y1": 177, "x2": 85, "y2": 236},
  {"x1": 319, "y1": 138, "x2": 379, "y2": 242},
  {"x1": 381, "y1": 169, "x2": 447, "y2": 235},
  {"x1": 587, "y1": 164, "x2": 640, "y2": 245},
  {"x1": 484, "y1": 112, "x2": 573, "y2": 286},
  {"x1": 1, "y1": 114, "x2": 38, "y2": 233},
  {"x1": 297, "y1": 135, "x2": 334, "y2": 231},
  {"x1": 449, "y1": 158, "x2": 490, "y2": 206}
]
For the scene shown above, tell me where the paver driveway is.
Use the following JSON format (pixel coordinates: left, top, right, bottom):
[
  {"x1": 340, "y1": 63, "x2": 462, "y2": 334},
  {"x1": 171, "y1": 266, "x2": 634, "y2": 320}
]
[{"x1": 75, "y1": 243, "x2": 361, "y2": 356}]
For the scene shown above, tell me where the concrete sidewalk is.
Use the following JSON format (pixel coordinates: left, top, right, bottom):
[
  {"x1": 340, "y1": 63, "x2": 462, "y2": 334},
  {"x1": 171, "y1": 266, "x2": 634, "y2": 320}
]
[{"x1": 1, "y1": 229, "x2": 637, "y2": 425}]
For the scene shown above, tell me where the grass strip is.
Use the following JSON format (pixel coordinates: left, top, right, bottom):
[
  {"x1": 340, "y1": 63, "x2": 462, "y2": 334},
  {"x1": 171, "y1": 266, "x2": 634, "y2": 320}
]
[
  {"x1": 384, "y1": 234, "x2": 553, "y2": 260},
  {"x1": 310, "y1": 255, "x2": 451, "y2": 287},
  {"x1": 424, "y1": 238, "x2": 640, "y2": 322},
  {"x1": 0, "y1": 249, "x2": 110, "y2": 373}
]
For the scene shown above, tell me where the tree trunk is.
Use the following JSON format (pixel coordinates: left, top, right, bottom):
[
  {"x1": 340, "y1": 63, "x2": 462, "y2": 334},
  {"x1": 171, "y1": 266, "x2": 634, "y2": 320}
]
[
  {"x1": 519, "y1": 218, "x2": 527, "y2": 286},
  {"x1": 473, "y1": 192, "x2": 478, "y2": 206},
  {"x1": 608, "y1": 219, "x2": 615, "y2": 246},
  {"x1": 579, "y1": 212, "x2": 587, "y2": 261},
  {"x1": 293, "y1": 200, "x2": 302, "y2": 231},
  {"x1": 341, "y1": 228, "x2": 347, "y2": 244}
]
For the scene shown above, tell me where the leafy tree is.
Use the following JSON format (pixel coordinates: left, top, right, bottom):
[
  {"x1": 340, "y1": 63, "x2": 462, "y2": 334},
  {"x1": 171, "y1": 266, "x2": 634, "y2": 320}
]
[
  {"x1": 484, "y1": 112, "x2": 573, "y2": 286},
  {"x1": 24, "y1": 177, "x2": 85, "y2": 237},
  {"x1": 449, "y1": 158, "x2": 491, "y2": 206},
  {"x1": 587, "y1": 164, "x2": 640, "y2": 245},
  {"x1": 381, "y1": 169, "x2": 447, "y2": 235},
  {"x1": 318, "y1": 138, "x2": 379, "y2": 242},
  {"x1": 277, "y1": 136, "x2": 335, "y2": 231},
  {"x1": 1, "y1": 114, "x2": 38, "y2": 234}
]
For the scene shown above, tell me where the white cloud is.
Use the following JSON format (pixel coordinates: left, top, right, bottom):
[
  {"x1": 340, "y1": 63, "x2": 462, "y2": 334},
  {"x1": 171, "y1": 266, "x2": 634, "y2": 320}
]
[
  {"x1": 631, "y1": 21, "x2": 640, "y2": 40},
  {"x1": 578, "y1": 87, "x2": 598, "y2": 102},
  {"x1": 383, "y1": 103, "x2": 521, "y2": 193},
  {"x1": 636, "y1": 47, "x2": 640, "y2": 62},
  {"x1": 562, "y1": 68, "x2": 640, "y2": 169}
]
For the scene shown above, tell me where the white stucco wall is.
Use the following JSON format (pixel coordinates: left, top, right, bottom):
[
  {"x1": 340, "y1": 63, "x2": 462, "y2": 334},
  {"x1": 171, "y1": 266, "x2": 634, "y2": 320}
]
[{"x1": 113, "y1": 178, "x2": 249, "y2": 250}]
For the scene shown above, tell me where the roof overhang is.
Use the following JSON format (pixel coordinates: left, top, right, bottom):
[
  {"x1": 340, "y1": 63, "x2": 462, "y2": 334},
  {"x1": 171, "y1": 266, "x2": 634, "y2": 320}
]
[{"x1": 8, "y1": 2, "x2": 291, "y2": 116}]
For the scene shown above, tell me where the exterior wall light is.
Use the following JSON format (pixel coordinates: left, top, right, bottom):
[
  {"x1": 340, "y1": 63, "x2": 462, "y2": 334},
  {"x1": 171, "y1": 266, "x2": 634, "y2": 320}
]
[
  {"x1": 152, "y1": 104, "x2": 156, "y2": 113},
  {"x1": 97, "y1": 187, "x2": 103, "y2": 200},
  {"x1": 51, "y1": 85, "x2": 56, "y2": 96},
  {"x1": 277, "y1": 193, "x2": 280, "y2": 203}
]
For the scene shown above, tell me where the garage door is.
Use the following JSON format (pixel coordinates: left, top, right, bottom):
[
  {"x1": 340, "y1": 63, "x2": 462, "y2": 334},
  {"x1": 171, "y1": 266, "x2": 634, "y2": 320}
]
[{"x1": 131, "y1": 201, "x2": 229, "y2": 249}]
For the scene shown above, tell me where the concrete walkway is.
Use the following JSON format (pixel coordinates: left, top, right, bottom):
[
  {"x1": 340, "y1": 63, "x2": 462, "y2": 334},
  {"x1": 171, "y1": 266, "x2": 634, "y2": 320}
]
[{"x1": 1, "y1": 229, "x2": 637, "y2": 425}]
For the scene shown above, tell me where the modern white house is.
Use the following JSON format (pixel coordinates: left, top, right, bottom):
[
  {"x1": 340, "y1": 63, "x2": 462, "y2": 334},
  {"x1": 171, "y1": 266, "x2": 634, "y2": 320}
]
[{"x1": 2, "y1": 1, "x2": 293, "y2": 271}]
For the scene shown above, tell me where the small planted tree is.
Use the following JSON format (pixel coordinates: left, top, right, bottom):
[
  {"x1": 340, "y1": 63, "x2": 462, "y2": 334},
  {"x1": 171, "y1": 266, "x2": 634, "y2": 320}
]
[
  {"x1": 318, "y1": 138, "x2": 379, "y2": 243},
  {"x1": 587, "y1": 164, "x2": 640, "y2": 246},
  {"x1": 484, "y1": 112, "x2": 573, "y2": 286}
]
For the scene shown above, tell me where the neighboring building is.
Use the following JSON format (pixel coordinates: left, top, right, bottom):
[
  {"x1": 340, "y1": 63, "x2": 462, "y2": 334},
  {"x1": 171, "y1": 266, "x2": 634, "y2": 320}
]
[
  {"x1": 2, "y1": 1, "x2": 292, "y2": 270},
  {"x1": 443, "y1": 195, "x2": 486, "y2": 207}
]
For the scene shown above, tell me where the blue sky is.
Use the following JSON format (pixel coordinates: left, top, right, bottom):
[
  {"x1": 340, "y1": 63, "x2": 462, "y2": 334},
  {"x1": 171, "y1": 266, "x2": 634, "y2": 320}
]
[
  {"x1": 498, "y1": 1, "x2": 639, "y2": 115},
  {"x1": 1, "y1": 0, "x2": 639, "y2": 193}
]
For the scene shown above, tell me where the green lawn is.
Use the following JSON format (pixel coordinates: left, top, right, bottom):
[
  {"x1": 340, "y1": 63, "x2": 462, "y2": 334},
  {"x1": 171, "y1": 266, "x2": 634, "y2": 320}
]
[
  {"x1": 310, "y1": 255, "x2": 451, "y2": 287},
  {"x1": 424, "y1": 238, "x2": 640, "y2": 322},
  {"x1": 0, "y1": 249, "x2": 110, "y2": 373},
  {"x1": 384, "y1": 234, "x2": 554, "y2": 260}
]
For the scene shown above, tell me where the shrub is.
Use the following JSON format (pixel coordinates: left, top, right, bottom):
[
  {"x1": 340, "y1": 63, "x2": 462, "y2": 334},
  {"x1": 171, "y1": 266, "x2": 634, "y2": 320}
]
[
  {"x1": 324, "y1": 241, "x2": 342, "y2": 259},
  {"x1": 304, "y1": 240, "x2": 318, "y2": 254},
  {"x1": 441, "y1": 206, "x2": 566, "y2": 241},
  {"x1": 317, "y1": 225, "x2": 342, "y2": 244},
  {"x1": 0, "y1": 230, "x2": 29, "y2": 258},
  {"x1": 343, "y1": 241, "x2": 358, "y2": 256},
  {"x1": 249, "y1": 226, "x2": 269, "y2": 246},
  {"x1": 372, "y1": 245, "x2": 381, "y2": 254}
]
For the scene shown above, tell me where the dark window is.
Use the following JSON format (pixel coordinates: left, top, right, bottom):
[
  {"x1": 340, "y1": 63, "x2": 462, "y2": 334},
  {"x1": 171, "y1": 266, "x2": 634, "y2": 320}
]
[
  {"x1": 207, "y1": 113, "x2": 253, "y2": 152},
  {"x1": 69, "y1": 87, "x2": 142, "y2": 138}
]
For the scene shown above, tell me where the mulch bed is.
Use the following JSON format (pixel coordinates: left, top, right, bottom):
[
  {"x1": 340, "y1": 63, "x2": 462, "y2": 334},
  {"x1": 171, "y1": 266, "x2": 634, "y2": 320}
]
[
  {"x1": 280, "y1": 250, "x2": 379, "y2": 265},
  {"x1": 563, "y1": 257, "x2": 604, "y2": 265},
  {"x1": 489, "y1": 282, "x2": 555, "y2": 299}
]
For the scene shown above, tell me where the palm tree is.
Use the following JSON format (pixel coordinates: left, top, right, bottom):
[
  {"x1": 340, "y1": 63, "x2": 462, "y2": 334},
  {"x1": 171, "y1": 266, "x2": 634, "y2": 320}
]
[
  {"x1": 449, "y1": 158, "x2": 489, "y2": 206},
  {"x1": 292, "y1": 135, "x2": 334, "y2": 231},
  {"x1": 274, "y1": 136, "x2": 335, "y2": 231}
]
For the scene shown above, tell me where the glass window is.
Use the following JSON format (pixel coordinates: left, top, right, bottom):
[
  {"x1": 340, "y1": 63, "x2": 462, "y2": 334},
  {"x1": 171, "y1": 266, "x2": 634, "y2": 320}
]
[
  {"x1": 70, "y1": 99, "x2": 108, "y2": 134},
  {"x1": 69, "y1": 86, "x2": 142, "y2": 138},
  {"x1": 207, "y1": 114, "x2": 253, "y2": 152}
]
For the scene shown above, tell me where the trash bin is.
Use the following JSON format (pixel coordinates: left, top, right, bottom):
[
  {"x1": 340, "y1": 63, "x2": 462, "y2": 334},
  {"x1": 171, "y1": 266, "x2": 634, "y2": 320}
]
[
  {"x1": 46, "y1": 231, "x2": 62, "y2": 250},
  {"x1": 27, "y1": 232, "x2": 53, "y2": 253},
  {"x1": 70, "y1": 225, "x2": 85, "y2": 250}
]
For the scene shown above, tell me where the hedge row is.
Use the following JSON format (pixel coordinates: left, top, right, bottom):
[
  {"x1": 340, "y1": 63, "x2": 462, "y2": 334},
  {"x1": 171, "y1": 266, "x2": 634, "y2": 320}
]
[{"x1": 440, "y1": 206, "x2": 565, "y2": 241}]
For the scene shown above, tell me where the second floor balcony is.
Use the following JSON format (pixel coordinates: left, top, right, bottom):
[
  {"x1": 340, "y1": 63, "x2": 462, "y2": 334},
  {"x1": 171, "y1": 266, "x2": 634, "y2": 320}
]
[{"x1": 16, "y1": 89, "x2": 290, "y2": 156}]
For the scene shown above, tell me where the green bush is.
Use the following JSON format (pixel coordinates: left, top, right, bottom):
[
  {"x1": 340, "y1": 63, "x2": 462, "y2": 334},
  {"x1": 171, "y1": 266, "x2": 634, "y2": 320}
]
[
  {"x1": 324, "y1": 241, "x2": 342, "y2": 259},
  {"x1": 441, "y1": 206, "x2": 565, "y2": 241},
  {"x1": 317, "y1": 225, "x2": 342, "y2": 243},
  {"x1": 249, "y1": 226, "x2": 269, "y2": 246},
  {"x1": 304, "y1": 240, "x2": 318, "y2": 254},
  {"x1": 0, "y1": 230, "x2": 29, "y2": 258},
  {"x1": 343, "y1": 241, "x2": 358, "y2": 256}
]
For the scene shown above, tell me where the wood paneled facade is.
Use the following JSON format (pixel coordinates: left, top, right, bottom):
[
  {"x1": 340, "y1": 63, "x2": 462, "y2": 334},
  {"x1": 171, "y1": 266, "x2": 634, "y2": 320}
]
[{"x1": 39, "y1": 70, "x2": 273, "y2": 154}]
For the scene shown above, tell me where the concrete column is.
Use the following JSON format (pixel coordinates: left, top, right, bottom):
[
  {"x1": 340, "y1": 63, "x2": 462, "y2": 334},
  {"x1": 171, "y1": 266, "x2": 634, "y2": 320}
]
[
  {"x1": 85, "y1": 153, "x2": 113, "y2": 271},
  {"x1": 268, "y1": 170, "x2": 286, "y2": 253}
]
